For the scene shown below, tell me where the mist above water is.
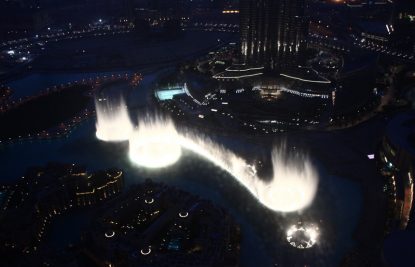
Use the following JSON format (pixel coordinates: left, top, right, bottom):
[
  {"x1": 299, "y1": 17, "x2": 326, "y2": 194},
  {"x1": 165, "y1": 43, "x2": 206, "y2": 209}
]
[
  {"x1": 95, "y1": 98, "x2": 133, "y2": 142},
  {"x1": 95, "y1": 100, "x2": 319, "y2": 213}
]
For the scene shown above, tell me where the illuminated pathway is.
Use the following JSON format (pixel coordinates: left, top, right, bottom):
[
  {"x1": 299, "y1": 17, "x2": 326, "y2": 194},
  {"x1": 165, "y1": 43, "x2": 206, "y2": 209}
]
[{"x1": 95, "y1": 101, "x2": 319, "y2": 213}]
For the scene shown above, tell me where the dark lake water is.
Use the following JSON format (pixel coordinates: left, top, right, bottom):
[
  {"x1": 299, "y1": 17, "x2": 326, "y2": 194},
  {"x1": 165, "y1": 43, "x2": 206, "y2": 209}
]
[{"x1": 1, "y1": 60, "x2": 362, "y2": 267}]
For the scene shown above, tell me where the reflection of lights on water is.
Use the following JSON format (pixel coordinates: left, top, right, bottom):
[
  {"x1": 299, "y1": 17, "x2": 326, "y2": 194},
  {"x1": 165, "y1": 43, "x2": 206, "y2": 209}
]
[
  {"x1": 179, "y1": 212, "x2": 189, "y2": 218},
  {"x1": 140, "y1": 247, "x2": 152, "y2": 255},
  {"x1": 105, "y1": 231, "x2": 115, "y2": 238},
  {"x1": 286, "y1": 223, "x2": 319, "y2": 249},
  {"x1": 145, "y1": 198, "x2": 154, "y2": 204},
  {"x1": 96, "y1": 107, "x2": 319, "y2": 213}
]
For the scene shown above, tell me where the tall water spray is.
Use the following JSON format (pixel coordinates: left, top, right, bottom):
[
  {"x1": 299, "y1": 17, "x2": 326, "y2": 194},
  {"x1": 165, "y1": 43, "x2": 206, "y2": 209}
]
[
  {"x1": 259, "y1": 147, "x2": 318, "y2": 212},
  {"x1": 95, "y1": 103, "x2": 319, "y2": 213},
  {"x1": 129, "y1": 116, "x2": 182, "y2": 168},
  {"x1": 177, "y1": 132, "x2": 318, "y2": 212},
  {"x1": 95, "y1": 98, "x2": 134, "y2": 142}
]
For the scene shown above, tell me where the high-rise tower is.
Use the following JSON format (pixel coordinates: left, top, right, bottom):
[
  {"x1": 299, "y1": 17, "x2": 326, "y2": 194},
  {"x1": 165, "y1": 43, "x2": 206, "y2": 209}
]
[
  {"x1": 389, "y1": 0, "x2": 415, "y2": 55},
  {"x1": 240, "y1": 0, "x2": 307, "y2": 71}
]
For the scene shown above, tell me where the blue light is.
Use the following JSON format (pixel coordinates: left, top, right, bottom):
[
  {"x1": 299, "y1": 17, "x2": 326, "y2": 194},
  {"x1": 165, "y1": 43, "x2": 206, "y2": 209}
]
[
  {"x1": 167, "y1": 238, "x2": 181, "y2": 251},
  {"x1": 156, "y1": 88, "x2": 186, "y2": 101}
]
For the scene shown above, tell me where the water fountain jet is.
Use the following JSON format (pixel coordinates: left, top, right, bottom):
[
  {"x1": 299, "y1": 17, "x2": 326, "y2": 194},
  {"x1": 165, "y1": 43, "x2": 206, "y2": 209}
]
[
  {"x1": 95, "y1": 98, "x2": 133, "y2": 142},
  {"x1": 95, "y1": 105, "x2": 319, "y2": 213},
  {"x1": 129, "y1": 116, "x2": 182, "y2": 168}
]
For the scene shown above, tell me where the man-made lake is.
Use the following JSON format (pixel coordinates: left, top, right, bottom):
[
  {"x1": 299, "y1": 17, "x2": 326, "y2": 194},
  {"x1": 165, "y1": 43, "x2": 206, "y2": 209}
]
[{"x1": 0, "y1": 69, "x2": 363, "y2": 266}]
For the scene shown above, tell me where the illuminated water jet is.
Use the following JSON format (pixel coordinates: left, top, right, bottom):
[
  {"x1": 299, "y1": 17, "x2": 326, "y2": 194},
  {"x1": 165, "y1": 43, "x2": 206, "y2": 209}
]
[
  {"x1": 126, "y1": 115, "x2": 318, "y2": 212},
  {"x1": 94, "y1": 106, "x2": 319, "y2": 213},
  {"x1": 95, "y1": 98, "x2": 133, "y2": 142},
  {"x1": 258, "y1": 147, "x2": 318, "y2": 212},
  {"x1": 130, "y1": 116, "x2": 318, "y2": 212},
  {"x1": 177, "y1": 133, "x2": 318, "y2": 212},
  {"x1": 129, "y1": 116, "x2": 182, "y2": 168}
]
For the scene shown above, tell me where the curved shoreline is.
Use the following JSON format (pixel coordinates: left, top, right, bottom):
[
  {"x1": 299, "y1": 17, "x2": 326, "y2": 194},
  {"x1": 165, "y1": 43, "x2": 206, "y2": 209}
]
[{"x1": 0, "y1": 73, "x2": 142, "y2": 146}]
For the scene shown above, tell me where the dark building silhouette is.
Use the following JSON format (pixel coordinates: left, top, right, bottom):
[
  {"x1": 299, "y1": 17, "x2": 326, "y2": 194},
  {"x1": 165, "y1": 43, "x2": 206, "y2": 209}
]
[
  {"x1": 240, "y1": 0, "x2": 308, "y2": 71},
  {"x1": 0, "y1": 1, "x2": 51, "y2": 39},
  {"x1": 391, "y1": 0, "x2": 415, "y2": 55}
]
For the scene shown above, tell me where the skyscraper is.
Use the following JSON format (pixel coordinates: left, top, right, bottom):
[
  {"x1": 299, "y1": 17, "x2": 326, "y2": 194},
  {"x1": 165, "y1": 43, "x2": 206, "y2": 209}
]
[
  {"x1": 391, "y1": 0, "x2": 415, "y2": 55},
  {"x1": 240, "y1": 0, "x2": 308, "y2": 71}
]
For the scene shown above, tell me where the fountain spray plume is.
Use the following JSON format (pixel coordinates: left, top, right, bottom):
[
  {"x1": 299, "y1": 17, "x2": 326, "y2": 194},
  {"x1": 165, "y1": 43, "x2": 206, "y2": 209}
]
[
  {"x1": 95, "y1": 97, "x2": 134, "y2": 142},
  {"x1": 178, "y1": 132, "x2": 319, "y2": 212},
  {"x1": 115, "y1": 111, "x2": 319, "y2": 213},
  {"x1": 129, "y1": 114, "x2": 182, "y2": 168},
  {"x1": 257, "y1": 144, "x2": 319, "y2": 212}
]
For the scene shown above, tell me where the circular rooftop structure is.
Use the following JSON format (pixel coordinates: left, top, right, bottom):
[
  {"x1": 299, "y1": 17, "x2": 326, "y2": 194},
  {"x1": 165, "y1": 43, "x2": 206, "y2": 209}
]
[{"x1": 286, "y1": 222, "x2": 319, "y2": 249}]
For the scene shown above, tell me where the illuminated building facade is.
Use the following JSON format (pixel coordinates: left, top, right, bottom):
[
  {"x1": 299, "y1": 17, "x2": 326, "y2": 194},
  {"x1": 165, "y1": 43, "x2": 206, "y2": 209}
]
[
  {"x1": 0, "y1": 164, "x2": 124, "y2": 256},
  {"x1": 75, "y1": 170, "x2": 124, "y2": 207},
  {"x1": 391, "y1": 0, "x2": 415, "y2": 55},
  {"x1": 82, "y1": 181, "x2": 240, "y2": 267},
  {"x1": 240, "y1": 0, "x2": 308, "y2": 70},
  {"x1": 378, "y1": 112, "x2": 415, "y2": 230},
  {"x1": 394, "y1": 0, "x2": 415, "y2": 22},
  {"x1": 346, "y1": 0, "x2": 388, "y2": 7}
]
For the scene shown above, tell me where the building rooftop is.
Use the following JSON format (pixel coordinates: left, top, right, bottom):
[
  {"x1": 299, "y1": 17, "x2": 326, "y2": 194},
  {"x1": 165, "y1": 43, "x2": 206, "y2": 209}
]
[
  {"x1": 280, "y1": 67, "x2": 332, "y2": 85},
  {"x1": 213, "y1": 64, "x2": 264, "y2": 80},
  {"x1": 82, "y1": 180, "x2": 240, "y2": 267}
]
